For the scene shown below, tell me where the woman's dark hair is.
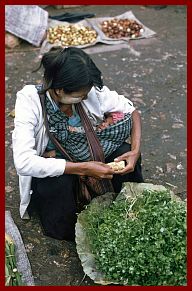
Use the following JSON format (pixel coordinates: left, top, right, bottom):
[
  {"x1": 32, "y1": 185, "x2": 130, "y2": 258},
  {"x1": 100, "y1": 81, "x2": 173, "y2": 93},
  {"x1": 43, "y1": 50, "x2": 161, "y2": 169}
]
[{"x1": 34, "y1": 47, "x2": 103, "y2": 93}]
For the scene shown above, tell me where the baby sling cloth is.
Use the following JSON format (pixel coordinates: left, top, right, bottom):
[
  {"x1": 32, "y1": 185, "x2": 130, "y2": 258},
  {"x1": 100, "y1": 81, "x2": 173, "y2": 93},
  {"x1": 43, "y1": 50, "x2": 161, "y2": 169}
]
[{"x1": 37, "y1": 89, "x2": 115, "y2": 204}]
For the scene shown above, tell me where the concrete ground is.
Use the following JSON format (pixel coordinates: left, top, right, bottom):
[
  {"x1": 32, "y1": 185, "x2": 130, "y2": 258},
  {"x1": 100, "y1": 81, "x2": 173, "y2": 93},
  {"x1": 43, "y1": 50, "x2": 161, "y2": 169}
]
[{"x1": 5, "y1": 5, "x2": 186, "y2": 286}]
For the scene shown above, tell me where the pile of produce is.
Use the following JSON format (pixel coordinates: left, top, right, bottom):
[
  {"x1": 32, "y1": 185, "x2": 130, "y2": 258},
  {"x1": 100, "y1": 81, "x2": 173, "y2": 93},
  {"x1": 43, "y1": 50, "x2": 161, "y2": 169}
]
[
  {"x1": 83, "y1": 189, "x2": 186, "y2": 286},
  {"x1": 47, "y1": 25, "x2": 97, "y2": 46},
  {"x1": 5, "y1": 233, "x2": 24, "y2": 286},
  {"x1": 101, "y1": 18, "x2": 144, "y2": 38}
]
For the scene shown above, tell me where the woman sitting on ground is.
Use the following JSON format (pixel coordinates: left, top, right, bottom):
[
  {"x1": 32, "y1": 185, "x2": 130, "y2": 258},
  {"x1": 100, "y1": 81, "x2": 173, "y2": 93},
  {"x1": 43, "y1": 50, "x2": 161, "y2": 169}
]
[{"x1": 12, "y1": 47, "x2": 144, "y2": 241}]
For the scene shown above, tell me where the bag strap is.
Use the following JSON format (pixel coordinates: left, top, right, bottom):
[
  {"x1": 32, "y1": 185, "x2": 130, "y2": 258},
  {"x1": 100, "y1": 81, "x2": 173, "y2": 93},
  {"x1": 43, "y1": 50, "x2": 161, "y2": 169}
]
[
  {"x1": 75, "y1": 103, "x2": 105, "y2": 162},
  {"x1": 75, "y1": 102, "x2": 114, "y2": 194}
]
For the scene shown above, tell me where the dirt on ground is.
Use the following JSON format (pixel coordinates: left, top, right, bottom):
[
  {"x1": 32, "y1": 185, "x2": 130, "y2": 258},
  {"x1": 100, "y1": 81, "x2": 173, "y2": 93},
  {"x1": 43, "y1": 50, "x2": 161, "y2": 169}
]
[{"x1": 5, "y1": 5, "x2": 186, "y2": 286}]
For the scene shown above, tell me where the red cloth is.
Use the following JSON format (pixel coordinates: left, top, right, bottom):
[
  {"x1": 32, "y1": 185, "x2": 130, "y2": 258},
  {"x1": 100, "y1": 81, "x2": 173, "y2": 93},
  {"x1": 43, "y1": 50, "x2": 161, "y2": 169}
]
[{"x1": 110, "y1": 112, "x2": 125, "y2": 123}]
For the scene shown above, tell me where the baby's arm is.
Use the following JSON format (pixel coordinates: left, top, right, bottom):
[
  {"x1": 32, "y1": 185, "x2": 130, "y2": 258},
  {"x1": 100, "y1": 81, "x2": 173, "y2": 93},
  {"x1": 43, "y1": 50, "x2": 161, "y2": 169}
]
[
  {"x1": 96, "y1": 112, "x2": 124, "y2": 132},
  {"x1": 96, "y1": 117, "x2": 112, "y2": 131}
]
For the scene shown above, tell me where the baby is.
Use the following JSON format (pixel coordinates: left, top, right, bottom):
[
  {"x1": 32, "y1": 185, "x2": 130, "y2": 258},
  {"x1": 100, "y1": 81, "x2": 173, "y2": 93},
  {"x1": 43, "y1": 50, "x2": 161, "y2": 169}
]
[
  {"x1": 68, "y1": 111, "x2": 125, "y2": 133},
  {"x1": 43, "y1": 111, "x2": 124, "y2": 158},
  {"x1": 96, "y1": 112, "x2": 125, "y2": 131}
]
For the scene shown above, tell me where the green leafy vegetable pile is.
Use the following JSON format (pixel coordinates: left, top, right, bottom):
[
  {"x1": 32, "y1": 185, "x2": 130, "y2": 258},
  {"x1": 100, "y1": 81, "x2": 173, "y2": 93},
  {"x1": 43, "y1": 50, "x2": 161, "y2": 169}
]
[{"x1": 85, "y1": 190, "x2": 186, "y2": 286}]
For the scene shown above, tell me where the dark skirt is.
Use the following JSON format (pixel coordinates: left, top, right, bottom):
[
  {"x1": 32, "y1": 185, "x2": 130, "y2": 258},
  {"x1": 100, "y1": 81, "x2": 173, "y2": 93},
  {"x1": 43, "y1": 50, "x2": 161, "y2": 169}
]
[{"x1": 28, "y1": 143, "x2": 144, "y2": 241}]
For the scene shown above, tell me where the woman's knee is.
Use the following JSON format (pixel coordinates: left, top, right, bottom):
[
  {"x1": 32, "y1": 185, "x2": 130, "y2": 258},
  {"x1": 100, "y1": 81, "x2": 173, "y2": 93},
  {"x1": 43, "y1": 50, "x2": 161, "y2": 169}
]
[
  {"x1": 34, "y1": 174, "x2": 78, "y2": 197},
  {"x1": 42, "y1": 215, "x2": 77, "y2": 241}
]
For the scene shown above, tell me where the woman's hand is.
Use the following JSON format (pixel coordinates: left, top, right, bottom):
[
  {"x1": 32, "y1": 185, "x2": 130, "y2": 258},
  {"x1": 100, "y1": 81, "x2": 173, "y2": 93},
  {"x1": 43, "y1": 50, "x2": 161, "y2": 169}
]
[
  {"x1": 113, "y1": 150, "x2": 140, "y2": 175},
  {"x1": 113, "y1": 109, "x2": 141, "y2": 175},
  {"x1": 83, "y1": 161, "x2": 115, "y2": 179},
  {"x1": 65, "y1": 161, "x2": 115, "y2": 179}
]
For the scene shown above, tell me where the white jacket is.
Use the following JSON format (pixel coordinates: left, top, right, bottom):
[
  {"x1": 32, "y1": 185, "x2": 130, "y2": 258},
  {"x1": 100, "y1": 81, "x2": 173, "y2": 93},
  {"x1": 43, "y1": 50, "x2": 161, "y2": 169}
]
[{"x1": 12, "y1": 85, "x2": 135, "y2": 219}]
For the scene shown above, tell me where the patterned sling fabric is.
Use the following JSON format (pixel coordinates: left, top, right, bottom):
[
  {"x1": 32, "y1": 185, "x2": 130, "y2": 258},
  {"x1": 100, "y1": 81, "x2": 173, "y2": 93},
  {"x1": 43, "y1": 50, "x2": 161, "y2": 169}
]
[
  {"x1": 36, "y1": 85, "x2": 133, "y2": 202},
  {"x1": 45, "y1": 93, "x2": 133, "y2": 162}
]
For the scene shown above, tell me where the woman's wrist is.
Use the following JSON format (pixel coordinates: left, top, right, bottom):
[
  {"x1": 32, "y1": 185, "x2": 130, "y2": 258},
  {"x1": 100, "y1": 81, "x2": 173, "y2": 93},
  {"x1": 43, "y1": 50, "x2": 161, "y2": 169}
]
[
  {"x1": 64, "y1": 161, "x2": 88, "y2": 175},
  {"x1": 131, "y1": 149, "x2": 141, "y2": 156},
  {"x1": 131, "y1": 144, "x2": 141, "y2": 154}
]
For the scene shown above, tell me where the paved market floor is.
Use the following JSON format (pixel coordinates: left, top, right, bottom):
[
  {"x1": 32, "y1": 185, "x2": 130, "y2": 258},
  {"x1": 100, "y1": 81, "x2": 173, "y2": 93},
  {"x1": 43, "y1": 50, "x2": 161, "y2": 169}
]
[{"x1": 5, "y1": 5, "x2": 186, "y2": 286}]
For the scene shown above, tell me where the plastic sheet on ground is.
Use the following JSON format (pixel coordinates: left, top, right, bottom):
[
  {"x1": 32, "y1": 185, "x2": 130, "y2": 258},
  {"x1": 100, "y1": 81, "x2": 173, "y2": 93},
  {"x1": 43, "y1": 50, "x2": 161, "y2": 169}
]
[
  {"x1": 5, "y1": 211, "x2": 35, "y2": 286},
  {"x1": 40, "y1": 18, "x2": 125, "y2": 55},
  {"x1": 88, "y1": 11, "x2": 156, "y2": 41},
  {"x1": 40, "y1": 11, "x2": 156, "y2": 55},
  {"x1": 5, "y1": 5, "x2": 48, "y2": 47}
]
